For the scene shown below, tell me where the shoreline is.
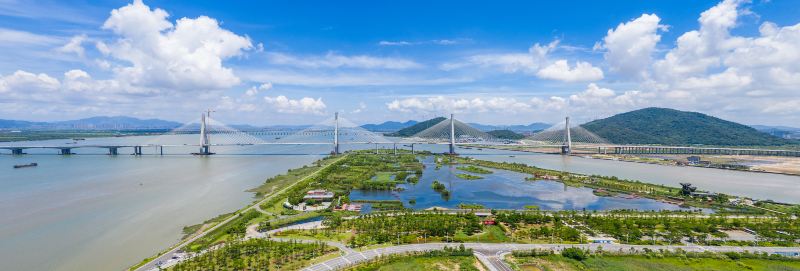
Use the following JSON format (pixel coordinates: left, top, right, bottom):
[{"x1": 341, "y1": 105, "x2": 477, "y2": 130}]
[
  {"x1": 128, "y1": 154, "x2": 341, "y2": 271},
  {"x1": 480, "y1": 145, "x2": 800, "y2": 177}
]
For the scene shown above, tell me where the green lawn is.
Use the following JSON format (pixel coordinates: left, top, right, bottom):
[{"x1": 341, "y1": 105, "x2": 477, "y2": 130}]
[
  {"x1": 373, "y1": 172, "x2": 395, "y2": 182},
  {"x1": 455, "y1": 225, "x2": 510, "y2": 243},
  {"x1": 348, "y1": 255, "x2": 481, "y2": 271},
  {"x1": 512, "y1": 255, "x2": 800, "y2": 271}
]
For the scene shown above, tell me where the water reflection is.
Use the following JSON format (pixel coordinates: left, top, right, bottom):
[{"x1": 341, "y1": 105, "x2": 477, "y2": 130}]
[{"x1": 350, "y1": 156, "x2": 695, "y2": 212}]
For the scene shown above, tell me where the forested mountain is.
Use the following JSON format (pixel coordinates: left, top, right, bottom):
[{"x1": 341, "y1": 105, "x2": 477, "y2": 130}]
[
  {"x1": 487, "y1": 129, "x2": 526, "y2": 140},
  {"x1": 360, "y1": 120, "x2": 418, "y2": 132},
  {"x1": 581, "y1": 108, "x2": 789, "y2": 146},
  {"x1": 468, "y1": 122, "x2": 551, "y2": 132},
  {"x1": 387, "y1": 117, "x2": 446, "y2": 137}
]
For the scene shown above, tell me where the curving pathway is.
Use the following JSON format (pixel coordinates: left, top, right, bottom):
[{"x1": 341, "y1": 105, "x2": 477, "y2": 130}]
[{"x1": 302, "y1": 242, "x2": 800, "y2": 271}]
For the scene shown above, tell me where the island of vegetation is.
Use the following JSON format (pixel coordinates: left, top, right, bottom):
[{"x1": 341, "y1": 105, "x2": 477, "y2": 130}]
[
  {"x1": 456, "y1": 165, "x2": 493, "y2": 174},
  {"x1": 455, "y1": 173, "x2": 484, "y2": 180}
]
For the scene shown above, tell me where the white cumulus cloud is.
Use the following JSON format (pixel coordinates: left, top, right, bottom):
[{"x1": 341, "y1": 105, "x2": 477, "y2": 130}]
[
  {"x1": 536, "y1": 60, "x2": 604, "y2": 82},
  {"x1": 386, "y1": 96, "x2": 531, "y2": 113},
  {"x1": 599, "y1": 13, "x2": 665, "y2": 79},
  {"x1": 264, "y1": 95, "x2": 327, "y2": 115},
  {"x1": 101, "y1": 0, "x2": 253, "y2": 91},
  {"x1": 58, "y1": 34, "x2": 88, "y2": 57}
]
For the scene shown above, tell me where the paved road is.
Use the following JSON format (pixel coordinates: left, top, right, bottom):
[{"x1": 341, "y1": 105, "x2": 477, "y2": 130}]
[
  {"x1": 302, "y1": 242, "x2": 800, "y2": 271},
  {"x1": 134, "y1": 156, "x2": 345, "y2": 271}
]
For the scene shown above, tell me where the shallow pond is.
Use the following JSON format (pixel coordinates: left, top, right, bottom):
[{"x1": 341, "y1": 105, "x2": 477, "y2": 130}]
[{"x1": 350, "y1": 156, "x2": 699, "y2": 212}]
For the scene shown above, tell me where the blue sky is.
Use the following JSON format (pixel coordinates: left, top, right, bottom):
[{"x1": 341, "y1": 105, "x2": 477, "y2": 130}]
[{"x1": 1, "y1": 0, "x2": 799, "y2": 126}]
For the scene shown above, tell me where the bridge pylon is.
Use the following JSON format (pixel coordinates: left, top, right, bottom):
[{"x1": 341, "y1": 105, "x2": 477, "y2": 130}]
[
  {"x1": 333, "y1": 112, "x2": 340, "y2": 155},
  {"x1": 195, "y1": 110, "x2": 215, "y2": 155},
  {"x1": 561, "y1": 116, "x2": 572, "y2": 155},
  {"x1": 448, "y1": 114, "x2": 456, "y2": 155}
]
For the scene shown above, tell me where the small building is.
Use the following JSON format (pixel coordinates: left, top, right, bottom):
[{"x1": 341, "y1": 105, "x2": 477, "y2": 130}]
[
  {"x1": 482, "y1": 218, "x2": 496, "y2": 225},
  {"x1": 687, "y1": 156, "x2": 702, "y2": 164},
  {"x1": 728, "y1": 197, "x2": 754, "y2": 206},
  {"x1": 334, "y1": 203, "x2": 363, "y2": 212},
  {"x1": 303, "y1": 189, "x2": 334, "y2": 201},
  {"x1": 587, "y1": 236, "x2": 617, "y2": 244}
]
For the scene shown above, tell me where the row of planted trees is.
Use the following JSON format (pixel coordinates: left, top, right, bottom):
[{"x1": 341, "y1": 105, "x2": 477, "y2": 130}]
[
  {"x1": 337, "y1": 213, "x2": 482, "y2": 247},
  {"x1": 169, "y1": 239, "x2": 332, "y2": 271},
  {"x1": 495, "y1": 211, "x2": 800, "y2": 246}
]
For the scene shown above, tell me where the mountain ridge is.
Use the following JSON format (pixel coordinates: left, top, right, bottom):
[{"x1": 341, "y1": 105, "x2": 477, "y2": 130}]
[
  {"x1": 582, "y1": 107, "x2": 789, "y2": 146},
  {"x1": 0, "y1": 116, "x2": 182, "y2": 130}
]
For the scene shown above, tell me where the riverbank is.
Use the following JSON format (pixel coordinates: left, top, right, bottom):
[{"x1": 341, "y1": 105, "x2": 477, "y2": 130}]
[
  {"x1": 129, "y1": 154, "x2": 344, "y2": 271},
  {"x1": 482, "y1": 145, "x2": 800, "y2": 177}
]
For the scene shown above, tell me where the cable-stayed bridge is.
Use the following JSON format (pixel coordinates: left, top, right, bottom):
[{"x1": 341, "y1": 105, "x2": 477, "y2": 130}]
[{"x1": 2, "y1": 112, "x2": 800, "y2": 157}]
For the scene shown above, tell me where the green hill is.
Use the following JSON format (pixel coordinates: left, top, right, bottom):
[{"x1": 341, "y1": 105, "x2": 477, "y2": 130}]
[
  {"x1": 387, "y1": 117, "x2": 446, "y2": 137},
  {"x1": 487, "y1": 129, "x2": 525, "y2": 140},
  {"x1": 582, "y1": 107, "x2": 788, "y2": 146}
]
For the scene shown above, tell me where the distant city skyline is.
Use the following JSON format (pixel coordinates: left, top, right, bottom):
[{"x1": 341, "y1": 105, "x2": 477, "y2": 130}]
[{"x1": 1, "y1": 0, "x2": 799, "y2": 126}]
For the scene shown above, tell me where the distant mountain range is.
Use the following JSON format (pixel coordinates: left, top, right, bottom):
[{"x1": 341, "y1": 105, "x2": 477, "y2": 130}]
[
  {"x1": 582, "y1": 107, "x2": 791, "y2": 146},
  {"x1": 3, "y1": 111, "x2": 796, "y2": 146},
  {"x1": 0, "y1": 116, "x2": 182, "y2": 130},
  {"x1": 360, "y1": 120, "x2": 419, "y2": 132},
  {"x1": 467, "y1": 122, "x2": 551, "y2": 133},
  {"x1": 750, "y1": 125, "x2": 800, "y2": 139},
  {"x1": 386, "y1": 117, "x2": 448, "y2": 137},
  {"x1": 359, "y1": 119, "x2": 550, "y2": 134}
]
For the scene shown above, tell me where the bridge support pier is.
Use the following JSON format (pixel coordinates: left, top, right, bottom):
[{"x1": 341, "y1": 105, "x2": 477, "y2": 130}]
[
  {"x1": 197, "y1": 145, "x2": 213, "y2": 155},
  {"x1": 11, "y1": 148, "x2": 25, "y2": 155},
  {"x1": 410, "y1": 144, "x2": 415, "y2": 154},
  {"x1": 60, "y1": 148, "x2": 73, "y2": 155},
  {"x1": 108, "y1": 147, "x2": 118, "y2": 155},
  {"x1": 133, "y1": 146, "x2": 143, "y2": 155},
  {"x1": 393, "y1": 143, "x2": 397, "y2": 155}
]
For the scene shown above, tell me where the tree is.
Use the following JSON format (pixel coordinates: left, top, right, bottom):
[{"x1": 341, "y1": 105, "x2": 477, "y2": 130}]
[{"x1": 561, "y1": 247, "x2": 588, "y2": 261}]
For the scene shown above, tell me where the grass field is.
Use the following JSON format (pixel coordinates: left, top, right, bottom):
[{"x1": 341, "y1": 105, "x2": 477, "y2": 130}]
[
  {"x1": 348, "y1": 255, "x2": 483, "y2": 271},
  {"x1": 454, "y1": 225, "x2": 510, "y2": 243},
  {"x1": 373, "y1": 172, "x2": 395, "y2": 182},
  {"x1": 511, "y1": 255, "x2": 800, "y2": 271}
]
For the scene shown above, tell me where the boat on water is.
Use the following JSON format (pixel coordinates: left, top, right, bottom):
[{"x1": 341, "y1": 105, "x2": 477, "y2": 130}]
[
  {"x1": 72, "y1": 138, "x2": 86, "y2": 141},
  {"x1": 13, "y1": 163, "x2": 37, "y2": 169}
]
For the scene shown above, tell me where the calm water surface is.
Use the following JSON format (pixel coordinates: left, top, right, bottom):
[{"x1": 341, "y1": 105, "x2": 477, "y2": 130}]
[
  {"x1": 0, "y1": 135, "x2": 327, "y2": 271},
  {"x1": 1, "y1": 138, "x2": 799, "y2": 271},
  {"x1": 350, "y1": 156, "x2": 692, "y2": 211}
]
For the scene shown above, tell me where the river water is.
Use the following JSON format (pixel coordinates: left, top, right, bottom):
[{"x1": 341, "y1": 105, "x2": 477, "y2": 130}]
[{"x1": 1, "y1": 136, "x2": 799, "y2": 271}]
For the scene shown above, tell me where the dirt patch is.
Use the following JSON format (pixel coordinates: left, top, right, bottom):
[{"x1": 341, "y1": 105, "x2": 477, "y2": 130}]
[
  {"x1": 473, "y1": 259, "x2": 488, "y2": 271},
  {"x1": 514, "y1": 257, "x2": 576, "y2": 271},
  {"x1": 751, "y1": 158, "x2": 800, "y2": 175},
  {"x1": 433, "y1": 261, "x2": 459, "y2": 271}
]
